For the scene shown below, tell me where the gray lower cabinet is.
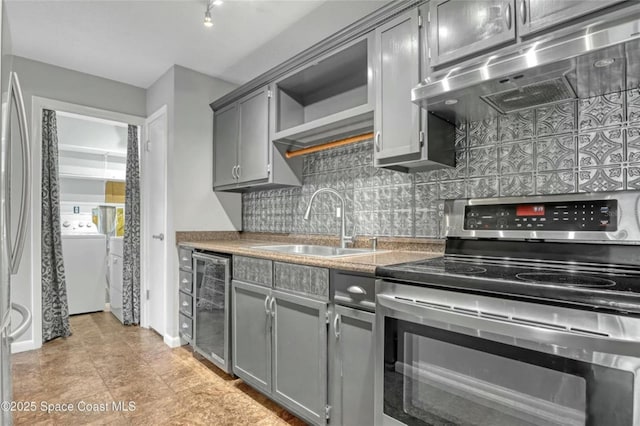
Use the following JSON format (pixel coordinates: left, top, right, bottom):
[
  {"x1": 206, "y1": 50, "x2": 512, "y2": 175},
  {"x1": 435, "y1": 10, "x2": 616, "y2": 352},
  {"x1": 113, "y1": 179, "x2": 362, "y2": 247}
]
[
  {"x1": 177, "y1": 246, "x2": 194, "y2": 344},
  {"x1": 328, "y1": 305, "x2": 375, "y2": 426},
  {"x1": 232, "y1": 279, "x2": 272, "y2": 394},
  {"x1": 271, "y1": 289, "x2": 328, "y2": 425},
  {"x1": 232, "y1": 279, "x2": 329, "y2": 425}
]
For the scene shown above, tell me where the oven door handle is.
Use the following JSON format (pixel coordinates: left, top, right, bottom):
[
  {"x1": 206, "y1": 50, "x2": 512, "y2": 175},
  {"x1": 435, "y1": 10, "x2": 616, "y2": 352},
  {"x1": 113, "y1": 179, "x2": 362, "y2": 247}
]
[{"x1": 378, "y1": 294, "x2": 640, "y2": 357}]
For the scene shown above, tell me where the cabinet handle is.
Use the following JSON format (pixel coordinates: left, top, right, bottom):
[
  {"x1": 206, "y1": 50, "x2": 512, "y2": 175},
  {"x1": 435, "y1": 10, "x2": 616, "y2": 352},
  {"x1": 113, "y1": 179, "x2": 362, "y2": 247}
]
[
  {"x1": 181, "y1": 257, "x2": 189, "y2": 262},
  {"x1": 519, "y1": 0, "x2": 526, "y2": 25},
  {"x1": 181, "y1": 278, "x2": 189, "y2": 284},
  {"x1": 375, "y1": 132, "x2": 381, "y2": 152},
  {"x1": 232, "y1": 165, "x2": 237, "y2": 179},
  {"x1": 182, "y1": 323, "x2": 189, "y2": 329},
  {"x1": 264, "y1": 295, "x2": 270, "y2": 316},
  {"x1": 504, "y1": 3, "x2": 512, "y2": 30},
  {"x1": 347, "y1": 285, "x2": 367, "y2": 295},
  {"x1": 270, "y1": 297, "x2": 276, "y2": 317},
  {"x1": 333, "y1": 313, "x2": 341, "y2": 339},
  {"x1": 237, "y1": 165, "x2": 241, "y2": 179},
  {"x1": 182, "y1": 301, "x2": 189, "y2": 307}
]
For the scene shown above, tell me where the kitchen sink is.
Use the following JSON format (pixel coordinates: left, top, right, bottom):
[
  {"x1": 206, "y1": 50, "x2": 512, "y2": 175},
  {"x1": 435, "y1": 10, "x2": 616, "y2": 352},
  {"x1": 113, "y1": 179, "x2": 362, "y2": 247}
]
[{"x1": 252, "y1": 244, "x2": 380, "y2": 258}]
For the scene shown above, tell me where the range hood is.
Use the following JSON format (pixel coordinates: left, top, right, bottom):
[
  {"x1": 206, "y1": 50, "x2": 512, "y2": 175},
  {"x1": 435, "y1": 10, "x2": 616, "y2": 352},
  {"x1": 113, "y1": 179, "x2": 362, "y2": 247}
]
[{"x1": 412, "y1": 8, "x2": 640, "y2": 124}]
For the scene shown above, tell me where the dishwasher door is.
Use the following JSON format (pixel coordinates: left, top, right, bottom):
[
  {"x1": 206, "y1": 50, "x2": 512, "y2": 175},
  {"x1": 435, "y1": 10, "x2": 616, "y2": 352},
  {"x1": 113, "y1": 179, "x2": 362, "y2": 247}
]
[{"x1": 192, "y1": 252, "x2": 232, "y2": 374}]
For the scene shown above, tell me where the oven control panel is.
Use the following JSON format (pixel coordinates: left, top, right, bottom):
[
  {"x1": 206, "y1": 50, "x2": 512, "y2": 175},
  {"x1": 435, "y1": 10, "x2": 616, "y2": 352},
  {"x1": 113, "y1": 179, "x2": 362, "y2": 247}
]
[{"x1": 464, "y1": 200, "x2": 617, "y2": 231}]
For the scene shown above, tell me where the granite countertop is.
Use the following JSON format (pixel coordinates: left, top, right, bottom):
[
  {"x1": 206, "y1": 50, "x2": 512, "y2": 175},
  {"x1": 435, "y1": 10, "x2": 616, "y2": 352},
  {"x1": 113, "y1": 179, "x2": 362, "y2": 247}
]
[{"x1": 178, "y1": 234, "x2": 443, "y2": 274}]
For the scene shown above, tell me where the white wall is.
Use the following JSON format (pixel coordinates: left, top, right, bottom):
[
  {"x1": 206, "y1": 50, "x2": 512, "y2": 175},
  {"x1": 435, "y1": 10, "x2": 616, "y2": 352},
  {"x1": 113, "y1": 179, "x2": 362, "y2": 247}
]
[
  {"x1": 220, "y1": 0, "x2": 390, "y2": 84},
  {"x1": 146, "y1": 65, "x2": 238, "y2": 342},
  {"x1": 11, "y1": 56, "x2": 146, "y2": 351}
]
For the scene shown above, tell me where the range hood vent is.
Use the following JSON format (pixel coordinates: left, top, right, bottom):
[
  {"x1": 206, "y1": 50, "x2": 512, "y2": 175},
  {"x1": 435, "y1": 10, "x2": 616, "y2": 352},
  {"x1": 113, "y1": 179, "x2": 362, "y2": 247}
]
[
  {"x1": 412, "y1": 7, "x2": 640, "y2": 123},
  {"x1": 482, "y1": 76, "x2": 577, "y2": 114}
]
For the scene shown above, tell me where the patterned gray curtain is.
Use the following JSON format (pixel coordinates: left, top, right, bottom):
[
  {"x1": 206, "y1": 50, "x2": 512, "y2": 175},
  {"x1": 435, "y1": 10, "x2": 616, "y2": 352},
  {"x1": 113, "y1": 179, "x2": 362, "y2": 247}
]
[
  {"x1": 41, "y1": 109, "x2": 71, "y2": 341},
  {"x1": 122, "y1": 125, "x2": 140, "y2": 325}
]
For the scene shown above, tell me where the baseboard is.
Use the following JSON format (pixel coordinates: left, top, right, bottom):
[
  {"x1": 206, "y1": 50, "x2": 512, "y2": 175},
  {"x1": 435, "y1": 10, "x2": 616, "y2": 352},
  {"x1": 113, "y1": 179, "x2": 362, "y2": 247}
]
[
  {"x1": 164, "y1": 335, "x2": 182, "y2": 348},
  {"x1": 11, "y1": 339, "x2": 38, "y2": 354},
  {"x1": 104, "y1": 303, "x2": 111, "y2": 312}
]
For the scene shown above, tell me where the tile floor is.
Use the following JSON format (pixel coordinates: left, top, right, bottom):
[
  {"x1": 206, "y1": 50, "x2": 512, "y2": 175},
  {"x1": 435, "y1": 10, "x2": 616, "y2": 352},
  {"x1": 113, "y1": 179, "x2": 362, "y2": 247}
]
[{"x1": 11, "y1": 312, "x2": 304, "y2": 425}]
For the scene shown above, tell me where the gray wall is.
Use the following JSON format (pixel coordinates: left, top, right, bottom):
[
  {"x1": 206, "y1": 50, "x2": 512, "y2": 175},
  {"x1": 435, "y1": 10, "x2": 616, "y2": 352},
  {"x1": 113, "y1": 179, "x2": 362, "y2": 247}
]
[
  {"x1": 147, "y1": 65, "x2": 239, "y2": 340},
  {"x1": 243, "y1": 89, "x2": 640, "y2": 238},
  {"x1": 11, "y1": 56, "x2": 147, "y2": 347}
]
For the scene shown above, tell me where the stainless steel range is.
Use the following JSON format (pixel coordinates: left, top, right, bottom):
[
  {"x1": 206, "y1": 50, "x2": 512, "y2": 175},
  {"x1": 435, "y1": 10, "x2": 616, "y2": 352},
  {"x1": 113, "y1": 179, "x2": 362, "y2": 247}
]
[{"x1": 375, "y1": 191, "x2": 640, "y2": 426}]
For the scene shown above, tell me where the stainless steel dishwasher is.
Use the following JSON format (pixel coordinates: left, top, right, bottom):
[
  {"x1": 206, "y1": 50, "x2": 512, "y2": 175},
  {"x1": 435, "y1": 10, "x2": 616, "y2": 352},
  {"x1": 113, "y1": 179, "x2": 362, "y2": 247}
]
[{"x1": 192, "y1": 251, "x2": 232, "y2": 374}]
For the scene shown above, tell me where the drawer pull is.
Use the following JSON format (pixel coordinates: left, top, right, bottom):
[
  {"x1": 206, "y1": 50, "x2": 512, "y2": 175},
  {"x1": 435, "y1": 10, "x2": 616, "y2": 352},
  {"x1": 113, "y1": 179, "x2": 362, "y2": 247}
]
[
  {"x1": 182, "y1": 257, "x2": 189, "y2": 262},
  {"x1": 181, "y1": 279, "x2": 189, "y2": 284},
  {"x1": 182, "y1": 301, "x2": 189, "y2": 307},
  {"x1": 182, "y1": 323, "x2": 189, "y2": 329},
  {"x1": 347, "y1": 285, "x2": 366, "y2": 295}
]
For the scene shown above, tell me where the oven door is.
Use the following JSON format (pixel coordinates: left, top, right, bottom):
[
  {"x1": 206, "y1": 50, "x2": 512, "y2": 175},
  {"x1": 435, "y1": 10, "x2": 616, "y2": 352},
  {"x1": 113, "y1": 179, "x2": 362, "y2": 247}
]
[{"x1": 375, "y1": 284, "x2": 640, "y2": 426}]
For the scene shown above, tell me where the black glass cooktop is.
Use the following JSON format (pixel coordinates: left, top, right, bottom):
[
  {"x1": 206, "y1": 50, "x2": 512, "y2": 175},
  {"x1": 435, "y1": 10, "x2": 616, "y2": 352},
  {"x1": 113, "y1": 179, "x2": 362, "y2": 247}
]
[{"x1": 377, "y1": 256, "x2": 640, "y2": 314}]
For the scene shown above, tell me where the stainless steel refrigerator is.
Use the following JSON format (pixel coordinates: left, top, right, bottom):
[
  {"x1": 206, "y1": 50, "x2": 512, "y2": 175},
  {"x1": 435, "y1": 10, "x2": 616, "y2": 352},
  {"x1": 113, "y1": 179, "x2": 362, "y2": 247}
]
[{"x1": 1, "y1": 0, "x2": 33, "y2": 423}]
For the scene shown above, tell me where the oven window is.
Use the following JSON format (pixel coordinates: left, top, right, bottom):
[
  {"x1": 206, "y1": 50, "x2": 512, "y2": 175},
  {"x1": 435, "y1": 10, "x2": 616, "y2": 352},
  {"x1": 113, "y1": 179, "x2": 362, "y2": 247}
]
[{"x1": 383, "y1": 318, "x2": 634, "y2": 426}]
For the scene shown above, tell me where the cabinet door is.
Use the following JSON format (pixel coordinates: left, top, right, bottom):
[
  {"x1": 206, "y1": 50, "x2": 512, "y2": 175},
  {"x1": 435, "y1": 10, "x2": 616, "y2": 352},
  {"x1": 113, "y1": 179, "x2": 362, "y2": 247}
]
[
  {"x1": 329, "y1": 305, "x2": 375, "y2": 426},
  {"x1": 429, "y1": 0, "x2": 516, "y2": 66},
  {"x1": 519, "y1": 0, "x2": 627, "y2": 36},
  {"x1": 213, "y1": 103, "x2": 239, "y2": 188},
  {"x1": 237, "y1": 87, "x2": 270, "y2": 184},
  {"x1": 374, "y1": 9, "x2": 421, "y2": 162},
  {"x1": 231, "y1": 280, "x2": 271, "y2": 394},
  {"x1": 271, "y1": 290, "x2": 327, "y2": 425}
]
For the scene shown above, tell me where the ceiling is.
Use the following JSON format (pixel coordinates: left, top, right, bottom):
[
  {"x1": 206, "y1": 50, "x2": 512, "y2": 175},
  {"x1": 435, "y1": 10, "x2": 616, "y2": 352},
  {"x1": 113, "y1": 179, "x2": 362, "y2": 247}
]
[{"x1": 5, "y1": 0, "x2": 387, "y2": 89}]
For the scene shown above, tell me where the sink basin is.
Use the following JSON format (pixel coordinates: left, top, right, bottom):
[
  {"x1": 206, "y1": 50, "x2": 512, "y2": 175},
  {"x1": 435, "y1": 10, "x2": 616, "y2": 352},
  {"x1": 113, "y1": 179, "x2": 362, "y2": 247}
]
[{"x1": 253, "y1": 244, "x2": 379, "y2": 258}]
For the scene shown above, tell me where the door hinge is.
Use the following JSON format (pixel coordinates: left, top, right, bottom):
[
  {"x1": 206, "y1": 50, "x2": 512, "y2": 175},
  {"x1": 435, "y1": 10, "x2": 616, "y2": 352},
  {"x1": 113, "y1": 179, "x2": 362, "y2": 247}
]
[
  {"x1": 146, "y1": 290, "x2": 150, "y2": 300},
  {"x1": 267, "y1": 163, "x2": 271, "y2": 174},
  {"x1": 427, "y1": 11, "x2": 431, "y2": 23},
  {"x1": 428, "y1": 47, "x2": 432, "y2": 60},
  {"x1": 146, "y1": 140, "x2": 151, "y2": 152},
  {"x1": 267, "y1": 89, "x2": 272, "y2": 98},
  {"x1": 325, "y1": 405, "x2": 331, "y2": 420},
  {"x1": 325, "y1": 311, "x2": 330, "y2": 325},
  {"x1": 419, "y1": 130, "x2": 425, "y2": 147},
  {"x1": 418, "y1": 14, "x2": 423, "y2": 28}
]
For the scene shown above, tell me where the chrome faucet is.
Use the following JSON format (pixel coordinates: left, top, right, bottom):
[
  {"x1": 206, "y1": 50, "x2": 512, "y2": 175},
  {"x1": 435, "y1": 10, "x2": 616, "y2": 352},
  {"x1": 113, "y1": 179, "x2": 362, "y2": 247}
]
[{"x1": 303, "y1": 188, "x2": 353, "y2": 249}]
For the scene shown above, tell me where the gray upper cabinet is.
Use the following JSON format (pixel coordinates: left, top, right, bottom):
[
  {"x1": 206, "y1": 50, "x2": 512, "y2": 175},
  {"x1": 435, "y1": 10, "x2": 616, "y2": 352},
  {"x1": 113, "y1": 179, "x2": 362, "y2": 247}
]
[
  {"x1": 238, "y1": 86, "x2": 270, "y2": 184},
  {"x1": 213, "y1": 86, "x2": 302, "y2": 192},
  {"x1": 271, "y1": 34, "x2": 374, "y2": 149},
  {"x1": 213, "y1": 103, "x2": 239, "y2": 188},
  {"x1": 231, "y1": 280, "x2": 272, "y2": 395},
  {"x1": 271, "y1": 290, "x2": 327, "y2": 425},
  {"x1": 374, "y1": 8, "x2": 421, "y2": 163},
  {"x1": 329, "y1": 305, "x2": 375, "y2": 426},
  {"x1": 518, "y1": 0, "x2": 628, "y2": 36},
  {"x1": 428, "y1": 0, "x2": 517, "y2": 67},
  {"x1": 374, "y1": 6, "x2": 456, "y2": 172}
]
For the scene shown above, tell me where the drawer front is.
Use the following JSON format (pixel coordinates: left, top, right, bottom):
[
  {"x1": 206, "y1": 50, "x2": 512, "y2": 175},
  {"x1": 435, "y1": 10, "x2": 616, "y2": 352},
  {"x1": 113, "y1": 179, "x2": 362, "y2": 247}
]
[
  {"x1": 179, "y1": 313, "x2": 193, "y2": 340},
  {"x1": 233, "y1": 256, "x2": 273, "y2": 287},
  {"x1": 178, "y1": 247, "x2": 193, "y2": 271},
  {"x1": 179, "y1": 270, "x2": 193, "y2": 293},
  {"x1": 331, "y1": 270, "x2": 376, "y2": 312},
  {"x1": 274, "y1": 262, "x2": 329, "y2": 300},
  {"x1": 179, "y1": 291, "x2": 193, "y2": 317}
]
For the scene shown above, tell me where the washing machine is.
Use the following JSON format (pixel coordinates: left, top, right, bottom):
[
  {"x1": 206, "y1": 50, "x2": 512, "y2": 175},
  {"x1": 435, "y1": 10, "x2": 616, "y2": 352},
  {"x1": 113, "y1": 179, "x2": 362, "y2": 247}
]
[{"x1": 61, "y1": 214, "x2": 107, "y2": 315}]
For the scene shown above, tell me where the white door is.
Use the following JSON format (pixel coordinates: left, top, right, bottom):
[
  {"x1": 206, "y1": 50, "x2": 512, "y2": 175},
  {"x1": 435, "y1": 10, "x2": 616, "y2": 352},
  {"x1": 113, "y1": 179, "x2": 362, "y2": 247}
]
[{"x1": 143, "y1": 108, "x2": 167, "y2": 335}]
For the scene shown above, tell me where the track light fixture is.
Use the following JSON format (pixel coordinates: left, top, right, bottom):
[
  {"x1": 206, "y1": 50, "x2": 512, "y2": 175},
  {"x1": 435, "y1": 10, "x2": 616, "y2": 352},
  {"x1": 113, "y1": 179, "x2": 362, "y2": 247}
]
[{"x1": 204, "y1": 0, "x2": 223, "y2": 27}]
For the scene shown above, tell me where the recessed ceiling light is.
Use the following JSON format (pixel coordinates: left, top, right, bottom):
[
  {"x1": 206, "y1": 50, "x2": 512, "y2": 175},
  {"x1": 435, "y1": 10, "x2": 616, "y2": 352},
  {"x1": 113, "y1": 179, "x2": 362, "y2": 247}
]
[
  {"x1": 444, "y1": 99, "x2": 458, "y2": 105},
  {"x1": 213, "y1": 0, "x2": 223, "y2": 5},
  {"x1": 594, "y1": 58, "x2": 615, "y2": 68}
]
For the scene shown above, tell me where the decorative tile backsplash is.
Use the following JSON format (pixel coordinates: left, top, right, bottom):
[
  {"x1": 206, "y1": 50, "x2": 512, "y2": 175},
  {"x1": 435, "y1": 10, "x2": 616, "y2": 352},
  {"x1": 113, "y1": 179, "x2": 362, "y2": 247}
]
[{"x1": 242, "y1": 89, "x2": 640, "y2": 238}]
